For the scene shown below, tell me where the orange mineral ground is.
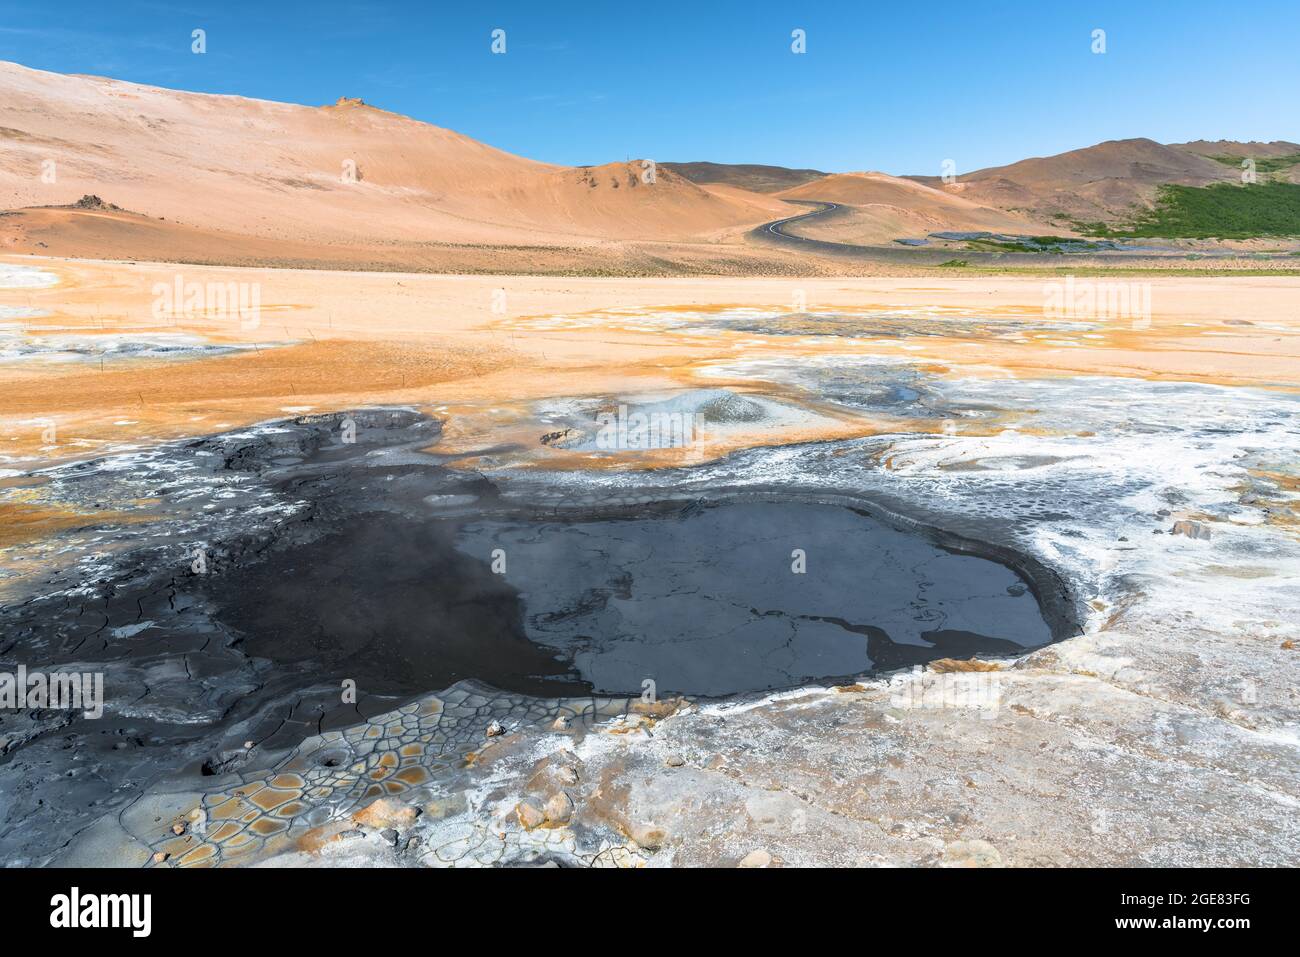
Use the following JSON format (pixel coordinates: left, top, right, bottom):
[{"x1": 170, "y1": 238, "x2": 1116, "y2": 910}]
[{"x1": 4, "y1": 256, "x2": 1298, "y2": 479}]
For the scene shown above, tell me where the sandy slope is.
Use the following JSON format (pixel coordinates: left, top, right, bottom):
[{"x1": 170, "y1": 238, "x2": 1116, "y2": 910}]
[
  {"x1": 663, "y1": 161, "x2": 827, "y2": 193},
  {"x1": 777, "y1": 171, "x2": 1045, "y2": 242},
  {"x1": 910, "y1": 138, "x2": 1245, "y2": 223},
  {"x1": 0, "y1": 60, "x2": 787, "y2": 249}
]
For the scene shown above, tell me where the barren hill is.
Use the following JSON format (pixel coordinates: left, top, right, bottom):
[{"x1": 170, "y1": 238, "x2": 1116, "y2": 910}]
[
  {"x1": 1173, "y1": 139, "x2": 1300, "y2": 159},
  {"x1": 1171, "y1": 140, "x2": 1300, "y2": 184},
  {"x1": 662, "y1": 161, "x2": 827, "y2": 194},
  {"x1": 908, "y1": 138, "x2": 1242, "y2": 223},
  {"x1": 0, "y1": 60, "x2": 787, "y2": 254},
  {"x1": 775, "y1": 171, "x2": 1044, "y2": 242}
]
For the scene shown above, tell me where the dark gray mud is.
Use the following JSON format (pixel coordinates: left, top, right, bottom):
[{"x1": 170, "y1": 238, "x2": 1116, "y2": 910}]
[
  {"x1": 214, "y1": 515, "x2": 589, "y2": 697},
  {"x1": 208, "y1": 495, "x2": 1055, "y2": 699},
  {"x1": 0, "y1": 408, "x2": 1076, "y2": 863},
  {"x1": 449, "y1": 501, "x2": 1053, "y2": 696}
]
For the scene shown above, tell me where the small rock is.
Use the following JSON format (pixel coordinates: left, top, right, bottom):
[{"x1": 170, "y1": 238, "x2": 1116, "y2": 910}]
[
  {"x1": 539, "y1": 428, "x2": 575, "y2": 447},
  {"x1": 929, "y1": 657, "x2": 1000, "y2": 673},
  {"x1": 941, "y1": 839, "x2": 1003, "y2": 868},
  {"x1": 380, "y1": 828, "x2": 399, "y2": 846},
  {"x1": 1171, "y1": 520, "x2": 1212, "y2": 540},
  {"x1": 527, "y1": 749, "x2": 583, "y2": 792},
  {"x1": 515, "y1": 799, "x2": 546, "y2": 830},
  {"x1": 353, "y1": 798, "x2": 419, "y2": 830},
  {"x1": 665, "y1": 753, "x2": 685, "y2": 767},
  {"x1": 627, "y1": 823, "x2": 666, "y2": 850},
  {"x1": 243, "y1": 741, "x2": 254, "y2": 750},
  {"x1": 486, "y1": 720, "x2": 506, "y2": 738},
  {"x1": 170, "y1": 823, "x2": 186, "y2": 836},
  {"x1": 606, "y1": 713, "x2": 654, "y2": 735},
  {"x1": 151, "y1": 852, "x2": 169, "y2": 864},
  {"x1": 738, "y1": 849, "x2": 772, "y2": 868},
  {"x1": 424, "y1": 792, "x2": 470, "y2": 820},
  {"x1": 543, "y1": 791, "x2": 574, "y2": 825},
  {"x1": 631, "y1": 696, "x2": 684, "y2": 719},
  {"x1": 551, "y1": 715, "x2": 571, "y2": 731}
]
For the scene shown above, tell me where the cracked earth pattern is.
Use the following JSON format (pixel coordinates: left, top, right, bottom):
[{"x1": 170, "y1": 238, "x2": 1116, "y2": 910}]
[{"x1": 133, "y1": 686, "x2": 643, "y2": 868}]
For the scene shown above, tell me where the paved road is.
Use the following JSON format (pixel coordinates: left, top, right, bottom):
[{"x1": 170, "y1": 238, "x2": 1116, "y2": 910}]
[
  {"x1": 762, "y1": 200, "x2": 844, "y2": 242},
  {"x1": 749, "y1": 199, "x2": 977, "y2": 265},
  {"x1": 749, "y1": 199, "x2": 1259, "y2": 266}
]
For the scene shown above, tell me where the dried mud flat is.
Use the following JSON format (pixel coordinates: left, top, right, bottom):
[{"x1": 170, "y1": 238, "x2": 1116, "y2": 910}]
[{"x1": 1, "y1": 259, "x2": 1297, "y2": 868}]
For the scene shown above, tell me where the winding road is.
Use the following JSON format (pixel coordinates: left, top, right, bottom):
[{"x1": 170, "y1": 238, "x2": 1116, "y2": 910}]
[
  {"x1": 749, "y1": 199, "x2": 1235, "y2": 265},
  {"x1": 761, "y1": 200, "x2": 845, "y2": 243},
  {"x1": 749, "y1": 199, "x2": 968, "y2": 264}
]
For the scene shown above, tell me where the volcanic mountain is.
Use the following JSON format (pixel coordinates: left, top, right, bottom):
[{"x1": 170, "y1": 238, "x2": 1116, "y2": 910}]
[
  {"x1": 906, "y1": 137, "x2": 1290, "y2": 223},
  {"x1": 0, "y1": 59, "x2": 789, "y2": 259}
]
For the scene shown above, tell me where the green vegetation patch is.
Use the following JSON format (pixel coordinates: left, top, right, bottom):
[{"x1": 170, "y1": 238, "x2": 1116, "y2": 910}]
[
  {"x1": 964, "y1": 239, "x2": 1040, "y2": 253},
  {"x1": 1205, "y1": 152, "x2": 1300, "y2": 174},
  {"x1": 1082, "y1": 181, "x2": 1300, "y2": 239},
  {"x1": 963, "y1": 235, "x2": 1106, "y2": 254}
]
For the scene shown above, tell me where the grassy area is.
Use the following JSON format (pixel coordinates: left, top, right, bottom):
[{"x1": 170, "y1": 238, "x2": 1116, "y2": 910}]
[
  {"x1": 1205, "y1": 152, "x2": 1300, "y2": 174},
  {"x1": 921, "y1": 263, "x2": 1300, "y2": 278},
  {"x1": 1081, "y1": 182, "x2": 1300, "y2": 240},
  {"x1": 963, "y1": 235, "x2": 1107, "y2": 253},
  {"x1": 964, "y1": 238, "x2": 1042, "y2": 253}
]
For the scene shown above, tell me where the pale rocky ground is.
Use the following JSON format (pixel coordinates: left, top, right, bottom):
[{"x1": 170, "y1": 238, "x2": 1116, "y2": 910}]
[
  {"x1": 56, "y1": 622, "x2": 1299, "y2": 867},
  {"x1": 3, "y1": 258, "x2": 1298, "y2": 867}
]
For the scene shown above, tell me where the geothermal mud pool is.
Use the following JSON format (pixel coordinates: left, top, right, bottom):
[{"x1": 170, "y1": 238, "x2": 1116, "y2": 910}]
[
  {"x1": 0, "y1": 408, "x2": 1070, "y2": 864},
  {"x1": 0, "y1": 283, "x2": 1296, "y2": 868}
]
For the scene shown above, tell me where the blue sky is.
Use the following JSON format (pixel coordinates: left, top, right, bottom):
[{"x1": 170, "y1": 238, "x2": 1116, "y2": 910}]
[{"x1": 1, "y1": 0, "x2": 1296, "y2": 174}]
